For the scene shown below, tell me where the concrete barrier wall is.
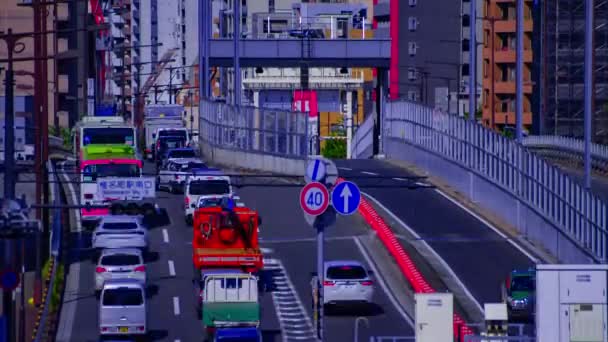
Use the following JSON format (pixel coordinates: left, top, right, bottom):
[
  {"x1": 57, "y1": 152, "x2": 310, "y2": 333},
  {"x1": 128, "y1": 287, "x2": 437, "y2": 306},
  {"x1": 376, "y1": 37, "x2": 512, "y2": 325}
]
[{"x1": 200, "y1": 140, "x2": 306, "y2": 175}]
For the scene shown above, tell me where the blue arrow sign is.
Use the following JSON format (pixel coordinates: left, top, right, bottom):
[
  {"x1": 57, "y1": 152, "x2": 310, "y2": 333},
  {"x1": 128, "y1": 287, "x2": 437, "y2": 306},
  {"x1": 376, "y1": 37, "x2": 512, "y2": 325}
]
[{"x1": 331, "y1": 181, "x2": 361, "y2": 215}]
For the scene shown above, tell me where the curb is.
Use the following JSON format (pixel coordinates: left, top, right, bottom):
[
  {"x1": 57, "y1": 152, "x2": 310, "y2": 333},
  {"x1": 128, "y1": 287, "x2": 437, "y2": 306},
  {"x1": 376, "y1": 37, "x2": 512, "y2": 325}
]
[{"x1": 337, "y1": 177, "x2": 475, "y2": 339}]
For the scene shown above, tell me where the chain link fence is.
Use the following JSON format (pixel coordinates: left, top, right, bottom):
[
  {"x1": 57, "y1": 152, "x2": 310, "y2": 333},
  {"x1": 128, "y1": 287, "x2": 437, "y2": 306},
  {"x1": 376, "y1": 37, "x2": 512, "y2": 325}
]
[
  {"x1": 199, "y1": 99, "x2": 309, "y2": 159},
  {"x1": 384, "y1": 100, "x2": 608, "y2": 262}
]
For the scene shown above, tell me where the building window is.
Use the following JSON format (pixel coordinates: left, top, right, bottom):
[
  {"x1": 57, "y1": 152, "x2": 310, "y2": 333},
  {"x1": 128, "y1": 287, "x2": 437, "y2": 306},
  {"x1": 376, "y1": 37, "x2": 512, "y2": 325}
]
[
  {"x1": 408, "y1": 68, "x2": 418, "y2": 81},
  {"x1": 462, "y1": 64, "x2": 470, "y2": 76},
  {"x1": 462, "y1": 39, "x2": 470, "y2": 52},
  {"x1": 269, "y1": 0, "x2": 275, "y2": 12},
  {"x1": 407, "y1": 90, "x2": 419, "y2": 101},
  {"x1": 408, "y1": 17, "x2": 418, "y2": 31},
  {"x1": 462, "y1": 14, "x2": 470, "y2": 27},
  {"x1": 408, "y1": 42, "x2": 418, "y2": 56},
  {"x1": 409, "y1": 0, "x2": 417, "y2": 6},
  {"x1": 483, "y1": 60, "x2": 488, "y2": 77}
]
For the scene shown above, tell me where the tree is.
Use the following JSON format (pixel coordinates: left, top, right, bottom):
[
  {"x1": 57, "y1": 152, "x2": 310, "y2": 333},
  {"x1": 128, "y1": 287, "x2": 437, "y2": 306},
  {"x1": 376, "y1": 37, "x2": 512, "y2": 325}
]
[{"x1": 321, "y1": 133, "x2": 346, "y2": 159}]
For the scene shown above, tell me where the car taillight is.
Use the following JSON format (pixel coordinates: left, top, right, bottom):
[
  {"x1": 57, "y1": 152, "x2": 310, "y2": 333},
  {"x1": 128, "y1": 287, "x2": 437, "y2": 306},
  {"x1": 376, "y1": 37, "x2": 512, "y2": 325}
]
[
  {"x1": 175, "y1": 174, "x2": 179, "y2": 180},
  {"x1": 323, "y1": 281, "x2": 335, "y2": 286},
  {"x1": 95, "y1": 267, "x2": 107, "y2": 273},
  {"x1": 137, "y1": 326, "x2": 145, "y2": 331},
  {"x1": 84, "y1": 193, "x2": 94, "y2": 199},
  {"x1": 101, "y1": 327, "x2": 108, "y2": 332},
  {"x1": 134, "y1": 265, "x2": 146, "y2": 272},
  {"x1": 185, "y1": 197, "x2": 190, "y2": 205},
  {"x1": 360, "y1": 280, "x2": 373, "y2": 286}
]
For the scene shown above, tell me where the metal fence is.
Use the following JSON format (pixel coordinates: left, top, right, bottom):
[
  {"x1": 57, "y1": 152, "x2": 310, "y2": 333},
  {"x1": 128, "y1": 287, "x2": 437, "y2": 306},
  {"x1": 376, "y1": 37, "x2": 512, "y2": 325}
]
[
  {"x1": 199, "y1": 99, "x2": 309, "y2": 159},
  {"x1": 351, "y1": 112, "x2": 375, "y2": 159},
  {"x1": 33, "y1": 160, "x2": 63, "y2": 341},
  {"x1": 384, "y1": 100, "x2": 608, "y2": 262},
  {"x1": 523, "y1": 135, "x2": 608, "y2": 162}
]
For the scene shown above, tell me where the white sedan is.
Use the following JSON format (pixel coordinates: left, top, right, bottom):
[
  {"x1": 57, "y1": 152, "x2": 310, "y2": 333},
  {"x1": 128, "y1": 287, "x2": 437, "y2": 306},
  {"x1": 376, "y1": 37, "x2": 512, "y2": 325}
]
[
  {"x1": 95, "y1": 248, "x2": 146, "y2": 291},
  {"x1": 92, "y1": 215, "x2": 149, "y2": 259}
]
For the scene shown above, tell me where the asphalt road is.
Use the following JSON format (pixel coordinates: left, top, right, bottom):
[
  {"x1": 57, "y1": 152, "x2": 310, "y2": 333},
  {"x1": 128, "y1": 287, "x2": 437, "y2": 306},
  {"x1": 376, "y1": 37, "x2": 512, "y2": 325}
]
[
  {"x1": 334, "y1": 159, "x2": 535, "y2": 308},
  {"x1": 60, "y1": 161, "x2": 414, "y2": 341}
]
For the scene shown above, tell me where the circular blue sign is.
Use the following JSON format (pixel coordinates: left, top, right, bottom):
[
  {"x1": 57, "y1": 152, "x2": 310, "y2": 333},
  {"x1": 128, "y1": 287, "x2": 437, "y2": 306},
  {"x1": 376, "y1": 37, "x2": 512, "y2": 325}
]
[
  {"x1": 0, "y1": 270, "x2": 20, "y2": 291},
  {"x1": 331, "y1": 181, "x2": 361, "y2": 215}
]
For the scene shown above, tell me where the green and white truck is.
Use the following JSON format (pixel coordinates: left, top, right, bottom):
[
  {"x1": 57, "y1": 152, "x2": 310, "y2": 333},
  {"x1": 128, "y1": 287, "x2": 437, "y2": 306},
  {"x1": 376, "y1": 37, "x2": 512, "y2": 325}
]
[{"x1": 196, "y1": 270, "x2": 260, "y2": 341}]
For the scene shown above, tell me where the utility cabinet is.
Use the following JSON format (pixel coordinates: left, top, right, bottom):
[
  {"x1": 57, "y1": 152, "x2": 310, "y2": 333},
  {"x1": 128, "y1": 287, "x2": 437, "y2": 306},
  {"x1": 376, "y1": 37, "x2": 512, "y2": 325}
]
[
  {"x1": 415, "y1": 293, "x2": 453, "y2": 342},
  {"x1": 537, "y1": 264, "x2": 608, "y2": 342}
]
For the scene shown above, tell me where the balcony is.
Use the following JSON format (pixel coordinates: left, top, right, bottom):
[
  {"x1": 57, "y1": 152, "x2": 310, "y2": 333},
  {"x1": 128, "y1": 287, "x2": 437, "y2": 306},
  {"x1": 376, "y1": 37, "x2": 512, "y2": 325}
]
[
  {"x1": 483, "y1": 48, "x2": 533, "y2": 63},
  {"x1": 488, "y1": 81, "x2": 533, "y2": 94},
  {"x1": 493, "y1": 20, "x2": 533, "y2": 33},
  {"x1": 492, "y1": 111, "x2": 533, "y2": 126}
]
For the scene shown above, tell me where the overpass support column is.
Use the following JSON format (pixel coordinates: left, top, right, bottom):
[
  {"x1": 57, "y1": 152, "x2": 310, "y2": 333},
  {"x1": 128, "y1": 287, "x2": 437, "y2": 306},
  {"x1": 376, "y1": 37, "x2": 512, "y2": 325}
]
[{"x1": 253, "y1": 91, "x2": 260, "y2": 150}]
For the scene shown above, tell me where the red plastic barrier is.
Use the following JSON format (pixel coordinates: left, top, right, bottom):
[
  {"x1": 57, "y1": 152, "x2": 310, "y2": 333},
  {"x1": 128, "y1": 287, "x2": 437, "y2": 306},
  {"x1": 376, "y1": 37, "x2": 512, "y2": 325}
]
[{"x1": 336, "y1": 178, "x2": 475, "y2": 339}]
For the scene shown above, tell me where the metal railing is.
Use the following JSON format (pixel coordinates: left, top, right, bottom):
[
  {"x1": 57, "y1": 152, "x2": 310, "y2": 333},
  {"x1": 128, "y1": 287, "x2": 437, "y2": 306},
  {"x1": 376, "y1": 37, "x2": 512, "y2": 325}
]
[
  {"x1": 384, "y1": 100, "x2": 608, "y2": 262},
  {"x1": 523, "y1": 135, "x2": 608, "y2": 162},
  {"x1": 199, "y1": 99, "x2": 309, "y2": 159},
  {"x1": 32, "y1": 160, "x2": 63, "y2": 341},
  {"x1": 351, "y1": 113, "x2": 375, "y2": 159}
]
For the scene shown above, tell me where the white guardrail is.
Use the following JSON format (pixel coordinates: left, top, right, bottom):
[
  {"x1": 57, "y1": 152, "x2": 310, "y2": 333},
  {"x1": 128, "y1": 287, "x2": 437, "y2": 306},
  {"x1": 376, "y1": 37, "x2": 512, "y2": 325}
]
[{"x1": 523, "y1": 135, "x2": 608, "y2": 162}]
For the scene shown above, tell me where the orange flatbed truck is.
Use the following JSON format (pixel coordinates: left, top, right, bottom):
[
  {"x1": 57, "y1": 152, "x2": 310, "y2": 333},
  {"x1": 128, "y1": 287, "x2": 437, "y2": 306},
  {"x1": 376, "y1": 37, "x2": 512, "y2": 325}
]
[{"x1": 192, "y1": 204, "x2": 263, "y2": 273}]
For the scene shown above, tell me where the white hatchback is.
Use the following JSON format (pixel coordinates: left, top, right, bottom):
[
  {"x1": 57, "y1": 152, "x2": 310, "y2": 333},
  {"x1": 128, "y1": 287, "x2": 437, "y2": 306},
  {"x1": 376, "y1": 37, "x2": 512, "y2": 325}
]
[
  {"x1": 92, "y1": 215, "x2": 149, "y2": 256},
  {"x1": 321, "y1": 260, "x2": 374, "y2": 306},
  {"x1": 95, "y1": 248, "x2": 146, "y2": 291}
]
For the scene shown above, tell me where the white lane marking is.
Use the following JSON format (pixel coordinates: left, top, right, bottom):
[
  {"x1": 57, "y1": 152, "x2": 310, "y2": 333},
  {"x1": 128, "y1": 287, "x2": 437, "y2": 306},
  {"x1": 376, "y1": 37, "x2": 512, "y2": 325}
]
[
  {"x1": 260, "y1": 247, "x2": 274, "y2": 254},
  {"x1": 338, "y1": 167, "x2": 352, "y2": 171},
  {"x1": 168, "y1": 260, "x2": 176, "y2": 277},
  {"x1": 433, "y1": 189, "x2": 539, "y2": 263},
  {"x1": 174, "y1": 340, "x2": 181, "y2": 342},
  {"x1": 173, "y1": 297, "x2": 181, "y2": 315},
  {"x1": 55, "y1": 160, "x2": 81, "y2": 342},
  {"x1": 263, "y1": 258, "x2": 316, "y2": 340},
  {"x1": 393, "y1": 177, "x2": 407, "y2": 181},
  {"x1": 361, "y1": 191, "x2": 484, "y2": 314},
  {"x1": 415, "y1": 181, "x2": 429, "y2": 187},
  {"x1": 162, "y1": 229, "x2": 169, "y2": 243},
  {"x1": 361, "y1": 171, "x2": 378, "y2": 176},
  {"x1": 353, "y1": 237, "x2": 415, "y2": 327}
]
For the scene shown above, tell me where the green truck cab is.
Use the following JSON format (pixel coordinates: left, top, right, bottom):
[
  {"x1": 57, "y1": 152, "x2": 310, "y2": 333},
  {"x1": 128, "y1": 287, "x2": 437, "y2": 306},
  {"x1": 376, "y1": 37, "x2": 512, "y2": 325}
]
[
  {"x1": 501, "y1": 268, "x2": 535, "y2": 322},
  {"x1": 196, "y1": 270, "x2": 260, "y2": 340}
]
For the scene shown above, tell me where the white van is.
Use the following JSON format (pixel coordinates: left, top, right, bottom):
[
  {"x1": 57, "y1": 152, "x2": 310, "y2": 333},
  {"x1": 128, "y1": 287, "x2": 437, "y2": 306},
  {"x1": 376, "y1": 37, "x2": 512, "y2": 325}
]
[
  {"x1": 184, "y1": 170, "x2": 233, "y2": 224},
  {"x1": 99, "y1": 279, "x2": 147, "y2": 338}
]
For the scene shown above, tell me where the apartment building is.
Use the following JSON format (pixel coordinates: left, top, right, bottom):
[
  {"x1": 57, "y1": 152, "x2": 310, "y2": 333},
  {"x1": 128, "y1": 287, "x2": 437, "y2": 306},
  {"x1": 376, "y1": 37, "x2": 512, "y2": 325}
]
[
  {"x1": 374, "y1": 0, "x2": 482, "y2": 116},
  {"x1": 481, "y1": 0, "x2": 537, "y2": 133},
  {"x1": 543, "y1": 0, "x2": 608, "y2": 142}
]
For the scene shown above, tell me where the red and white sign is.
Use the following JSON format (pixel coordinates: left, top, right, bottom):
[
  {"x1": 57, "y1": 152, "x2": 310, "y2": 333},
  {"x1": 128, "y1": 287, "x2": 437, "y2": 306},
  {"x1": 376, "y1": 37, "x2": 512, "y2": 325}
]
[{"x1": 300, "y1": 182, "x2": 329, "y2": 216}]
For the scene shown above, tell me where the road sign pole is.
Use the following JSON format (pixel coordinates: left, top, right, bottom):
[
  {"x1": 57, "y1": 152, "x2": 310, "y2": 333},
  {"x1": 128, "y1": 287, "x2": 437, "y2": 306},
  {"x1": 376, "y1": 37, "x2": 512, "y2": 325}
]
[{"x1": 315, "y1": 220, "x2": 324, "y2": 341}]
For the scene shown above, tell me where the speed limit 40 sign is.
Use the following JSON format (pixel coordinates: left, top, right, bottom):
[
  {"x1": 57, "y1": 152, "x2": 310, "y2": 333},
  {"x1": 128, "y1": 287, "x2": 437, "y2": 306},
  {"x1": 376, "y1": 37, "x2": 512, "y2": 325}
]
[{"x1": 299, "y1": 182, "x2": 329, "y2": 216}]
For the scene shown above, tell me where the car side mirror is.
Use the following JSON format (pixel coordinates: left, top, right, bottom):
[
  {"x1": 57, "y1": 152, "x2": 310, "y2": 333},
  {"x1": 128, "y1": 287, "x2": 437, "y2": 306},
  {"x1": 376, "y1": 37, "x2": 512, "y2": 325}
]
[
  {"x1": 258, "y1": 216, "x2": 263, "y2": 226},
  {"x1": 191, "y1": 204, "x2": 196, "y2": 208},
  {"x1": 152, "y1": 133, "x2": 156, "y2": 138},
  {"x1": 310, "y1": 272, "x2": 318, "y2": 277},
  {"x1": 367, "y1": 270, "x2": 374, "y2": 276}
]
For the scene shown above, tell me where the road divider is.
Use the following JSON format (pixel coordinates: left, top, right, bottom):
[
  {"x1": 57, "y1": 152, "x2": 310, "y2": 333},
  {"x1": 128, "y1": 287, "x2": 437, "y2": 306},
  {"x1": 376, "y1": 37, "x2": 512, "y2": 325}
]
[{"x1": 336, "y1": 177, "x2": 475, "y2": 339}]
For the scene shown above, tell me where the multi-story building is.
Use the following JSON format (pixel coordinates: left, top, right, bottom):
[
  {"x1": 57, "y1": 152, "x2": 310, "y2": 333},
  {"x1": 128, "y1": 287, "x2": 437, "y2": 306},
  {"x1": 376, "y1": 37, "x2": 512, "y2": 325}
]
[
  {"x1": 543, "y1": 0, "x2": 608, "y2": 142},
  {"x1": 109, "y1": 0, "x2": 134, "y2": 119},
  {"x1": 481, "y1": 0, "x2": 536, "y2": 133},
  {"x1": 374, "y1": 0, "x2": 482, "y2": 116}
]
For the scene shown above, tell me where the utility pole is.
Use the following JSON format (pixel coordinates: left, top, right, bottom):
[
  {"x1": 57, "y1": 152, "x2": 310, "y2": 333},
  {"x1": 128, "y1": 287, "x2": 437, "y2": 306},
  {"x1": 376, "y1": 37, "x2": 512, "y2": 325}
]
[
  {"x1": 515, "y1": 0, "x2": 524, "y2": 142},
  {"x1": 583, "y1": 0, "x2": 594, "y2": 189},
  {"x1": 469, "y1": 0, "x2": 477, "y2": 121},
  {"x1": 233, "y1": 0, "x2": 241, "y2": 106}
]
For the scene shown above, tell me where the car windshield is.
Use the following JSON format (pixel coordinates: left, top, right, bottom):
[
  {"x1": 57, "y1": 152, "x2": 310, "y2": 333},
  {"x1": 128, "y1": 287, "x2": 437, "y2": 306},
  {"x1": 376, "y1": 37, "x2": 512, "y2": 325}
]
[
  {"x1": 511, "y1": 276, "x2": 535, "y2": 292},
  {"x1": 83, "y1": 163, "x2": 140, "y2": 181},
  {"x1": 102, "y1": 288, "x2": 143, "y2": 306},
  {"x1": 197, "y1": 197, "x2": 227, "y2": 208},
  {"x1": 159, "y1": 138, "x2": 186, "y2": 150},
  {"x1": 326, "y1": 265, "x2": 367, "y2": 280},
  {"x1": 189, "y1": 180, "x2": 230, "y2": 195},
  {"x1": 83, "y1": 127, "x2": 135, "y2": 146},
  {"x1": 158, "y1": 130, "x2": 187, "y2": 140},
  {"x1": 180, "y1": 162, "x2": 206, "y2": 171},
  {"x1": 168, "y1": 149, "x2": 196, "y2": 158},
  {"x1": 102, "y1": 222, "x2": 139, "y2": 230},
  {"x1": 101, "y1": 254, "x2": 140, "y2": 266}
]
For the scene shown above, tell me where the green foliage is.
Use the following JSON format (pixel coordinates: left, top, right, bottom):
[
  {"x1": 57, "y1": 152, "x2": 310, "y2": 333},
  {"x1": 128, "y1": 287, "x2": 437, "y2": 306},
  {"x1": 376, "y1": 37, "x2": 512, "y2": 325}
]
[
  {"x1": 42, "y1": 259, "x2": 65, "y2": 313},
  {"x1": 60, "y1": 127, "x2": 71, "y2": 148},
  {"x1": 464, "y1": 106, "x2": 483, "y2": 120},
  {"x1": 321, "y1": 133, "x2": 346, "y2": 159}
]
